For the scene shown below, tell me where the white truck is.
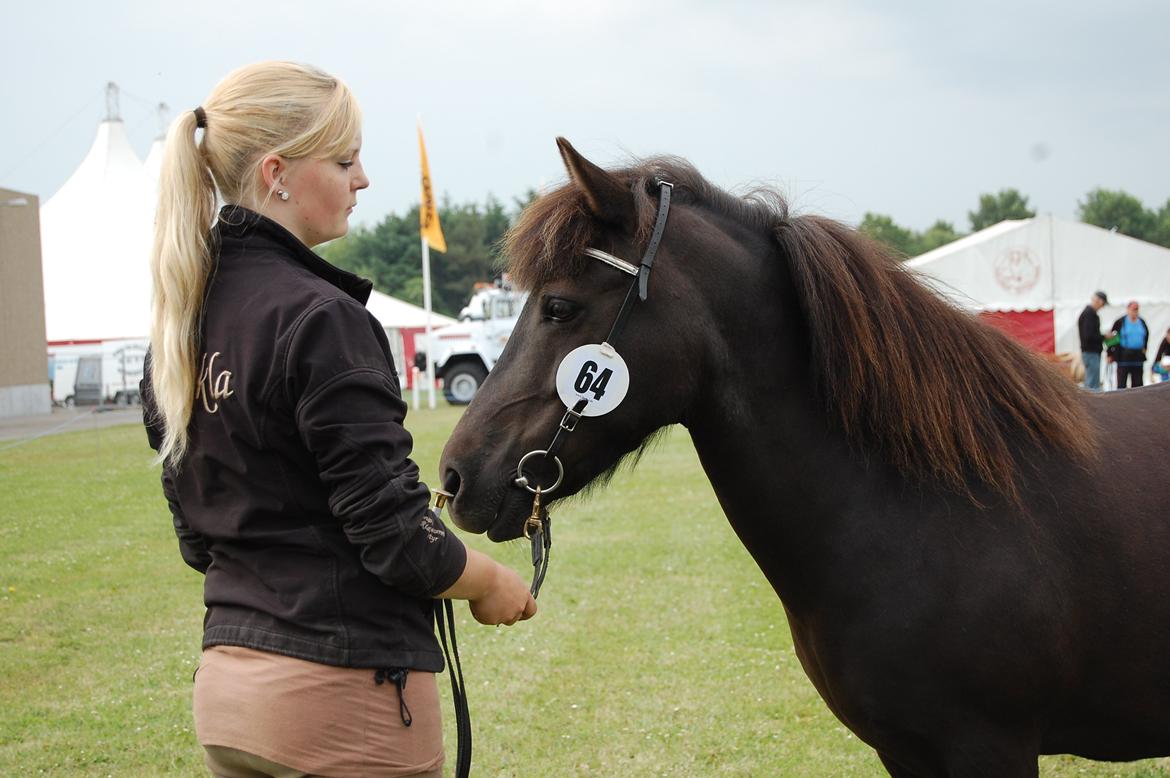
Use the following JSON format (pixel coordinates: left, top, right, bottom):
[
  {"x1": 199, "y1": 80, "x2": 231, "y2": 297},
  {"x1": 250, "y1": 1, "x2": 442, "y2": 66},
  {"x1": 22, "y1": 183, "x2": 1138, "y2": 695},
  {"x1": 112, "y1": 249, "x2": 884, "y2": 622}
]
[
  {"x1": 413, "y1": 283, "x2": 527, "y2": 404},
  {"x1": 48, "y1": 338, "x2": 148, "y2": 406}
]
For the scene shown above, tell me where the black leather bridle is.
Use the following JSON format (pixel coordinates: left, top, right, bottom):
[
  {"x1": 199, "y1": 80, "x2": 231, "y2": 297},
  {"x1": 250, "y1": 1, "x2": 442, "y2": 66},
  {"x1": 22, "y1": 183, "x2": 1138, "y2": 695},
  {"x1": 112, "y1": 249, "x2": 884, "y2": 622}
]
[
  {"x1": 429, "y1": 180, "x2": 673, "y2": 778},
  {"x1": 513, "y1": 179, "x2": 674, "y2": 599}
]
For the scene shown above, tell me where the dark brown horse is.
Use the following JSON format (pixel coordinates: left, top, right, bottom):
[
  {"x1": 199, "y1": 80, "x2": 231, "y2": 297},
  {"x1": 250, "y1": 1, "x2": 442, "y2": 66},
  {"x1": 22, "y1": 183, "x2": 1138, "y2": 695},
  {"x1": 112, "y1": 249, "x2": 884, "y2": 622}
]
[{"x1": 439, "y1": 139, "x2": 1170, "y2": 776}]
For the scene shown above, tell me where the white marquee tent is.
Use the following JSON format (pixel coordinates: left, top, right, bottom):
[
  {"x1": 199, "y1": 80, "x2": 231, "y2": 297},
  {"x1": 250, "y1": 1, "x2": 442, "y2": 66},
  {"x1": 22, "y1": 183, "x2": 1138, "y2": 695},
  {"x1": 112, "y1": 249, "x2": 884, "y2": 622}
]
[
  {"x1": 907, "y1": 215, "x2": 1170, "y2": 366},
  {"x1": 367, "y1": 290, "x2": 455, "y2": 330},
  {"x1": 142, "y1": 136, "x2": 165, "y2": 195},
  {"x1": 40, "y1": 116, "x2": 154, "y2": 342},
  {"x1": 367, "y1": 291, "x2": 455, "y2": 388}
]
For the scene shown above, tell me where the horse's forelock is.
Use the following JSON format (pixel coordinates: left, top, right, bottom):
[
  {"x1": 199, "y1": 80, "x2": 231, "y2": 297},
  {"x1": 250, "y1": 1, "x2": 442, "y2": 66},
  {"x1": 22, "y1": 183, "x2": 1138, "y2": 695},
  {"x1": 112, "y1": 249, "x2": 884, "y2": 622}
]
[
  {"x1": 503, "y1": 185, "x2": 586, "y2": 290},
  {"x1": 504, "y1": 157, "x2": 731, "y2": 290}
]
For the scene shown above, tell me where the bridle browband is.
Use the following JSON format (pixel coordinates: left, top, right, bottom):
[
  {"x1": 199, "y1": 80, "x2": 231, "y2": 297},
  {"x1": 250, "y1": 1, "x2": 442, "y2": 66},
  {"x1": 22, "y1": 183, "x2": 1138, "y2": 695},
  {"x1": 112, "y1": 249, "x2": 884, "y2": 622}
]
[
  {"x1": 582, "y1": 247, "x2": 638, "y2": 276},
  {"x1": 513, "y1": 179, "x2": 674, "y2": 599}
]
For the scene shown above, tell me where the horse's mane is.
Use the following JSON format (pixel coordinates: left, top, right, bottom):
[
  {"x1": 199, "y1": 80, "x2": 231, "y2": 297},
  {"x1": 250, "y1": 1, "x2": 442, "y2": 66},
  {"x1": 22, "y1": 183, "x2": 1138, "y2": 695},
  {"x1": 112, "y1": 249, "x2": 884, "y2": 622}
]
[{"x1": 504, "y1": 157, "x2": 1096, "y2": 504}]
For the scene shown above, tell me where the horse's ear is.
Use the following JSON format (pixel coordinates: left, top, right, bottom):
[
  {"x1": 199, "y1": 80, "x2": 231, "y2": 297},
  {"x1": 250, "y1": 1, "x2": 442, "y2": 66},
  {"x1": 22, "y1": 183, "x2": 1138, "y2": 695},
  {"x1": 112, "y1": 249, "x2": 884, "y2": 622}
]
[{"x1": 556, "y1": 137, "x2": 634, "y2": 230}]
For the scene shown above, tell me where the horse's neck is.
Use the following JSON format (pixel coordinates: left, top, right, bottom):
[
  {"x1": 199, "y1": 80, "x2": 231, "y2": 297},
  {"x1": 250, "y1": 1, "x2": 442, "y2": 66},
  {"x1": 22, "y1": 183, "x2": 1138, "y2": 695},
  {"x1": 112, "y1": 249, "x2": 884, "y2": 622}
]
[
  {"x1": 672, "y1": 213, "x2": 901, "y2": 607},
  {"x1": 682, "y1": 318, "x2": 902, "y2": 613}
]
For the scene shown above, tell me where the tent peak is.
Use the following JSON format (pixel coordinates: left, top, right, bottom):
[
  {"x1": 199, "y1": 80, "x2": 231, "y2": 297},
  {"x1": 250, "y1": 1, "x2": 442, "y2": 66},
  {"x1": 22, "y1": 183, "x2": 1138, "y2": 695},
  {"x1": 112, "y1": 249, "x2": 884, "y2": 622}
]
[
  {"x1": 153, "y1": 102, "x2": 169, "y2": 140},
  {"x1": 104, "y1": 82, "x2": 121, "y2": 122}
]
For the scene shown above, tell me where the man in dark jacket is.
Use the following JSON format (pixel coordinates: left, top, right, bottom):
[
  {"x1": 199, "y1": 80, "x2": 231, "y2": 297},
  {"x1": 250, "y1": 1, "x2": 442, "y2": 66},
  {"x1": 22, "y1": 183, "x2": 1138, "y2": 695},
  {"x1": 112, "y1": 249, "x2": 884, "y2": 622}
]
[
  {"x1": 1110, "y1": 300, "x2": 1150, "y2": 389},
  {"x1": 1078, "y1": 291, "x2": 1108, "y2": 390}
]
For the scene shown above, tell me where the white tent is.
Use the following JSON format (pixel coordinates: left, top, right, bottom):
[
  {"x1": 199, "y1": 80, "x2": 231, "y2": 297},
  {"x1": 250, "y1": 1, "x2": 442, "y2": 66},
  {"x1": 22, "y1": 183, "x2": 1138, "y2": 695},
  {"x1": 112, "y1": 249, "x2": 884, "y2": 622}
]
[
  {"x1": 366, "y1": 290, "x2": 455, "y2": 387},
  {"x1": 366, "y1": 290, "x2": 455, "y2": 330},
  {"x1": 39, "y1": 116, "x2": 154, "y2": 342},
  {"x1": 142, "y1": 136, "x2": 164, "y2": 195},
  {"x1": 142, "y1": 103, "x2": 169, "y2": 193},
  {"x1": 907, "y1": 215, "x2": 1170, "y2": 361}
]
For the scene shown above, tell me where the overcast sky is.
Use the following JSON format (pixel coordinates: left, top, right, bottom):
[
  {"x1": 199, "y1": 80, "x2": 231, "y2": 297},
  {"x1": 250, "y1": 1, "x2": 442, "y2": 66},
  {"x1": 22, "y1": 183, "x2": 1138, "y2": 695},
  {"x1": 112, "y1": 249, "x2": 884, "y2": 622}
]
[{"x1": 2, "y1": 0, "x2": 1167, "y2": 232}]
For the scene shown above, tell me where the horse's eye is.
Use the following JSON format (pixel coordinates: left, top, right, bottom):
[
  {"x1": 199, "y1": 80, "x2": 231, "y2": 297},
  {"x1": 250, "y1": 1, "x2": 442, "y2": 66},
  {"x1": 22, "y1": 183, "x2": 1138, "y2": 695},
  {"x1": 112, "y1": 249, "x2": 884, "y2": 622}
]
[{"x1": 543, "y1": 297, "x2": 580, "y2": 322}]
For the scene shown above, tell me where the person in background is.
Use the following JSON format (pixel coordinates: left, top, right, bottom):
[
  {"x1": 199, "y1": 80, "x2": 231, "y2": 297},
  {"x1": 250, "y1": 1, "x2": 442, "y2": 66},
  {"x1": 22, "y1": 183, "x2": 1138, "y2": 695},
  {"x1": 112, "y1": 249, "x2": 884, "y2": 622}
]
[
  {"x1": 1109, "y1": 300, "x2": 1150, "y2": 389},
  {"x1": 141, "y1": 61, "x2": 535, "y2": 778},
  {"x1": 1077, "y1": 290, "x2": 1108, "y2": 391},
  {"x1": 1153, "y1": 327, "x2": 1170, "y2": 383}
]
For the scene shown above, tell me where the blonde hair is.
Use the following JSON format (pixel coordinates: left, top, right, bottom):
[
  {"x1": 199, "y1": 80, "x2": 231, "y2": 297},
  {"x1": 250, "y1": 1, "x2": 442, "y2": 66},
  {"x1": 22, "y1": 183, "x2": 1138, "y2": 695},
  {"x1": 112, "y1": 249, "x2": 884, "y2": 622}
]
[{"x1": 150, "y1": 61, "x2": 362, "y2": 467}]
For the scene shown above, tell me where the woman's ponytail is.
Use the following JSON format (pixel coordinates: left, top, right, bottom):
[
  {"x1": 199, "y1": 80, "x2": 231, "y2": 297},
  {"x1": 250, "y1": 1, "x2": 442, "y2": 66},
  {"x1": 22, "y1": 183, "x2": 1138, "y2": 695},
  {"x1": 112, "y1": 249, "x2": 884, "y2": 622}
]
[{"x1": 149, "y1": 109, "x2": 217, "y2": 467}]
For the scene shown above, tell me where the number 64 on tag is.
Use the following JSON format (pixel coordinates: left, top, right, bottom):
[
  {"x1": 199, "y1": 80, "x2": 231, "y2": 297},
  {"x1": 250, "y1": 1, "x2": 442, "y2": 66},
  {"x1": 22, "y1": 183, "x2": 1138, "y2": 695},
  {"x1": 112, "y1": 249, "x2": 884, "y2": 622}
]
[{"x1": 554, "y1": 343, "x2": 631, "y2": 417}]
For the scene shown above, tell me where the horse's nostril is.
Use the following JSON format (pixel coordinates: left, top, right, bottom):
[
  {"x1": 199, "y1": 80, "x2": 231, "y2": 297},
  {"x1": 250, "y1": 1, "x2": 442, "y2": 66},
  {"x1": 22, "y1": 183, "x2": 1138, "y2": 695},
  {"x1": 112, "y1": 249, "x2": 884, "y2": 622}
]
[{"x1": 441, "y1": 467, "x2": 462, "y2": 499}]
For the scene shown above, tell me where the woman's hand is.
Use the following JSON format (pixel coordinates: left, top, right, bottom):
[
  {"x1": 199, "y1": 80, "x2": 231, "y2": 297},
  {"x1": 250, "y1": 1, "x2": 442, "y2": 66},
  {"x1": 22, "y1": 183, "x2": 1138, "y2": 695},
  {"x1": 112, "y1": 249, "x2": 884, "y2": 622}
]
[
  {"x1": 469, "y1": 562, "x2": 537, "y2": 626},
  {"x1": 437, "y1": 548, "x2": 537, "y2": 626}
]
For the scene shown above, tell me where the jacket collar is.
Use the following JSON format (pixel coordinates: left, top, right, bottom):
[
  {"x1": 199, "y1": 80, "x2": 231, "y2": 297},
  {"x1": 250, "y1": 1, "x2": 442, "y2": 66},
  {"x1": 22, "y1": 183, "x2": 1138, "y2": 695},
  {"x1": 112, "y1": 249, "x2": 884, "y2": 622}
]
[{"x1": 215, "y1": 205, "x2": 373, "y2": 305}]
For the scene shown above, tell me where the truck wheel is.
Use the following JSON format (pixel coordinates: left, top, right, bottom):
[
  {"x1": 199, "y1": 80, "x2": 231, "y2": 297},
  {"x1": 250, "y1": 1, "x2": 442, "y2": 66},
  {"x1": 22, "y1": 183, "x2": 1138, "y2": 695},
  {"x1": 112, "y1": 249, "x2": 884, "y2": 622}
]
[{"x1": 443, "y1": 363, "x2": 488, "y2": 405}]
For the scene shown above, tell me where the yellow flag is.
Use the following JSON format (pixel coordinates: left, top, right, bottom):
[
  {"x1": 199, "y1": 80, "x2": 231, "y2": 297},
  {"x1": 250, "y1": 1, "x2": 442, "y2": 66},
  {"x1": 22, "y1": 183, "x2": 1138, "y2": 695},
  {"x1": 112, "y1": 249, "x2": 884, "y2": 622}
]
[{"x1": 418, "y1": 124, "x2": 447, "y2": 253}]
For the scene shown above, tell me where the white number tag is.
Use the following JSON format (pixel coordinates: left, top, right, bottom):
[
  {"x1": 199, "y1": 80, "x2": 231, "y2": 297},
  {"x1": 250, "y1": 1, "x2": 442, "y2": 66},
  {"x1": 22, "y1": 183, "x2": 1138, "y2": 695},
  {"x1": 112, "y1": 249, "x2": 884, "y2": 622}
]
[{"x1": 555, "y1": 343, "x2": 630, "y2": 417}]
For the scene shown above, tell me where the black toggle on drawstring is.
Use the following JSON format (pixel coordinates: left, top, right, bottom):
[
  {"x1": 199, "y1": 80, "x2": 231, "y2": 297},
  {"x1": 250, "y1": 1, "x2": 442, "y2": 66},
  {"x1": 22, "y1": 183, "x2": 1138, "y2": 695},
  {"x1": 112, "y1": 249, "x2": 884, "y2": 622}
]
[{"x1": 374, "y1": 667, "x2": 413, "y2": 727}]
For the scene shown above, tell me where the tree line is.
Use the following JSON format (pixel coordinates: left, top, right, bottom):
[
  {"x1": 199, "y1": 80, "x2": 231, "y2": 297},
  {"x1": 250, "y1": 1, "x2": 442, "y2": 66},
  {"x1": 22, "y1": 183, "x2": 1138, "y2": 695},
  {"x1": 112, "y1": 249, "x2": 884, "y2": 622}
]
[
  {"x1": 319, "y1": 191, "x2": 536, "y2": 317},
  {"x1": 321, "y1": 186, "x2": 1170, "y2": 316},
  {"x1": 860, "y1": 188, "x2": 1170, "y2": 259}
]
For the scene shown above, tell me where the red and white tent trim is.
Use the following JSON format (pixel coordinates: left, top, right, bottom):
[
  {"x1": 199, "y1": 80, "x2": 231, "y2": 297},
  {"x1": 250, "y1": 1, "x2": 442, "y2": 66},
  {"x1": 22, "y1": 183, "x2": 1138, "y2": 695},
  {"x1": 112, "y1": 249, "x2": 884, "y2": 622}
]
[{"x1": 907, "y1": 215, "x2": 1170, "y2": 356}]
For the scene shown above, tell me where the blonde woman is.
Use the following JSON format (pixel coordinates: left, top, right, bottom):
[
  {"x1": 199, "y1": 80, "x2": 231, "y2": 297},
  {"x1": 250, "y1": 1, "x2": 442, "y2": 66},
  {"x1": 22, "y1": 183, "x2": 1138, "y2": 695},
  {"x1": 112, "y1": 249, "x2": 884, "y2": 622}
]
[{"x1": 142, "y1": 62, "x2": 535, "y2": 778}]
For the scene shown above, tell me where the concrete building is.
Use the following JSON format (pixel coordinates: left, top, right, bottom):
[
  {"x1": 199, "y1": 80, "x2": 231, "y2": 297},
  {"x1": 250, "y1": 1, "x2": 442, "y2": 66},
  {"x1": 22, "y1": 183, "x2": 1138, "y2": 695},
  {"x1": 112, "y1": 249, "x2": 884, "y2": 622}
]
[{"x1": 0, "y1": 187, "x2": 51, "y2": 417}]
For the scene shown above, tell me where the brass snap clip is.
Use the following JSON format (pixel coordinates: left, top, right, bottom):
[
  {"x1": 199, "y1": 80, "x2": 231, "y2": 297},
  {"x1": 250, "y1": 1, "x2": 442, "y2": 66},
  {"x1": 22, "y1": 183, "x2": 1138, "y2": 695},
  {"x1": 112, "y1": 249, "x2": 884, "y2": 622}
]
[{"x1": 523, "y1": 487, "x2": 543, "y2": 540}]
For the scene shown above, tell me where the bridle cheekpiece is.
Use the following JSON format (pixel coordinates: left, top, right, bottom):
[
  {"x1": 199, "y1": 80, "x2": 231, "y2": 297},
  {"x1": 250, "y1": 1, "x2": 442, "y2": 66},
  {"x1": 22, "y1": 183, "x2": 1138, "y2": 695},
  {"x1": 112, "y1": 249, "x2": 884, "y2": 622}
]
[{"x1": 512, "y1": 179, "x2": 674, "y2": 598}]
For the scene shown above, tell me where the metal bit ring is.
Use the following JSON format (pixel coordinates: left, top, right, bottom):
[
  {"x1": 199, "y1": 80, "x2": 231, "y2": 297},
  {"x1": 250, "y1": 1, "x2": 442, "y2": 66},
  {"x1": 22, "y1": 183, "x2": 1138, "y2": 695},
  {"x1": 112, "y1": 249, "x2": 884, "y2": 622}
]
[{"x1": 514, "y1": 450, "x2": 563, "y2": 495}]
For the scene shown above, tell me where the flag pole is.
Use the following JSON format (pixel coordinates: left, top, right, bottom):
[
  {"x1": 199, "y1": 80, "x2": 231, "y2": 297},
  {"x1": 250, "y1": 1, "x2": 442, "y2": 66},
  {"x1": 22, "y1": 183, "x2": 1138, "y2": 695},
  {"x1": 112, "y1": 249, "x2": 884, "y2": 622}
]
[
  {"x1": 421, "y1": 234, "x2": 437, "y2": 409},
  {"x1": 417, "y1": 118, "x2": 445, "y2": 410}
]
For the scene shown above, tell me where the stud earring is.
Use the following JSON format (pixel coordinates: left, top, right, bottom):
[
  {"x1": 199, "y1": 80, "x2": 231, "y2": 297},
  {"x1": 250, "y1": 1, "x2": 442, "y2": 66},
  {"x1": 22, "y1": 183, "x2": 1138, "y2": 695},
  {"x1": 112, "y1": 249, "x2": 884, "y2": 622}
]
[{"x1": 277, "y1": 190, "x2": 290, "y2": 201}]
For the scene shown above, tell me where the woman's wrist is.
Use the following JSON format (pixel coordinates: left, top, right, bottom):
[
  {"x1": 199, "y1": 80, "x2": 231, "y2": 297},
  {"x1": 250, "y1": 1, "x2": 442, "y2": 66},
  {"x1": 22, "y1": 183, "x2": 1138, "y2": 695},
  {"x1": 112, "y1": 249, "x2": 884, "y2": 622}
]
[{"x1": 436, "y1": 548, "x2": 496, "y2": 601}]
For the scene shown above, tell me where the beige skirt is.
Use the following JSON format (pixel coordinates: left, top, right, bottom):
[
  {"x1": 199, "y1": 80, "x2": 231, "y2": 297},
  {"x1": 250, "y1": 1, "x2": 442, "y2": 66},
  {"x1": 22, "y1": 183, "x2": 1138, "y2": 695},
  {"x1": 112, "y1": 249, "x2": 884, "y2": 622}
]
[{"x1": 193, "y1": 645, "x2": 444, "y2": 777}]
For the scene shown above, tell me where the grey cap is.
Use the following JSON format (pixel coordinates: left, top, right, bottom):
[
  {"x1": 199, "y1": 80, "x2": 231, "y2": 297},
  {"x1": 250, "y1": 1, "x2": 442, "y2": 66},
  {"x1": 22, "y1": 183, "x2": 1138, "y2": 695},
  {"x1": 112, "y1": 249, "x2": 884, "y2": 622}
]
[{"x1": 1093, "y1": 290, "x2": 1109, "y2": 304}]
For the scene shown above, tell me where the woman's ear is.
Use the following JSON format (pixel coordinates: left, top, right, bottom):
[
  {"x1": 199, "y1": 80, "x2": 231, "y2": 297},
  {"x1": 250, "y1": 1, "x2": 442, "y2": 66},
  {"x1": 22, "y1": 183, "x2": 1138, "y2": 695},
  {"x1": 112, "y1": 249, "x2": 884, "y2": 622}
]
[{"x1": 258, "y1": 154, "x2": 285, "y2": 192}]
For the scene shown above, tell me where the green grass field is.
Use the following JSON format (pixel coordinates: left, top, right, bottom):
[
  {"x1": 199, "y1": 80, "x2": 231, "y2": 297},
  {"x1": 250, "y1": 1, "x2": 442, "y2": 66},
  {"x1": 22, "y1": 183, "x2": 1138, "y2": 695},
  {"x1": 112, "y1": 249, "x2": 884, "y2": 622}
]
[{"x1": 1, "y1": 407, "x2": 1168, "y2": 776}]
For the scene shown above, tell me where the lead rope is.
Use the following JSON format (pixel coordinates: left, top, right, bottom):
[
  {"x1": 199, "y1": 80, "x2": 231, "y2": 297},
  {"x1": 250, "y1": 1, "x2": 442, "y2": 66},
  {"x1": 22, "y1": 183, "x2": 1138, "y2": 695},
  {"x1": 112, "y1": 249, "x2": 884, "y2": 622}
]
[
  {"x1": 428, "y1": 481, "x2": 550, "y2": 778},
  {"x1": 524, "y1": 487, "x2": 552, "y2": 598},
  {"x1": 431, "y1": 492, "x2": 472, "y2": 778},
  {"x1": 434, "y1": 598, "x2": 471, "y2": 778}
]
